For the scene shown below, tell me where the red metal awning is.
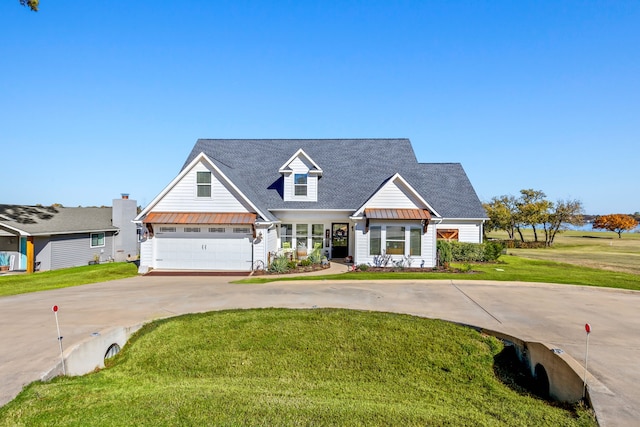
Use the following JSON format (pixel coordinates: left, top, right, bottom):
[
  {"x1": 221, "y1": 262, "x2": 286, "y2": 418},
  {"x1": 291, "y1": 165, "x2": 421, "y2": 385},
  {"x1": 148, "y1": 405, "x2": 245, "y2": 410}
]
[
  {"x1": 143, "y1": 212, "x2": 257, "y2": 225},
  {"x1": 364, "y1": 208, "x2": 431, "y2": 220}
]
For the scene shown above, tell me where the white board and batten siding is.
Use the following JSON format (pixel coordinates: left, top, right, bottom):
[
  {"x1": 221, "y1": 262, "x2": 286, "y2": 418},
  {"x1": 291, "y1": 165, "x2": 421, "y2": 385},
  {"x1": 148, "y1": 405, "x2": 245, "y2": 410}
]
[
  {"x1": 364, "y1": 179, "x2": 424, "y2": 209},
  {"x1": 153, "y1": 161, "x2": 251, "y2": 213}
]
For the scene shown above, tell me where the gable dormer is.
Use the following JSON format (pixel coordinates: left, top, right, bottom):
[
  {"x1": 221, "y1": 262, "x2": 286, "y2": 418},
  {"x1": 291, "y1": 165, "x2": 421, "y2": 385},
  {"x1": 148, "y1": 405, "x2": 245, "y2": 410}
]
[{"x1": 279, "y1": 149, "x2": 322, "y2": 202}]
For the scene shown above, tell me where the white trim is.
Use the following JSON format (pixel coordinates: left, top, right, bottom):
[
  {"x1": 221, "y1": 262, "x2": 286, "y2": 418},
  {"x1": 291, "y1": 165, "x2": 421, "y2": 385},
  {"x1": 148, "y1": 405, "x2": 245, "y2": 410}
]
[
  {"x1": 278, "y1": 148, "x2": 323, "y2": 175},
  {"x1": 352, "y1": 173, "x2": 441, "y2": 218},
  {"x1": 135, "y1": 152, "x2": 270, "y2": 222},
  {"x1": 90, "y1": 232, "x2": 106, "y2": 248}
]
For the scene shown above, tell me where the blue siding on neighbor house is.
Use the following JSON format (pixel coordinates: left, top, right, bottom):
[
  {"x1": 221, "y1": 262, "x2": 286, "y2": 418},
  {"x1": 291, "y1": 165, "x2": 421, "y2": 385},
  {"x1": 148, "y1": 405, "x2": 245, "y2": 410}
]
[{"x1": 48, "y1": 232, "x2": 115, "y2": 270}]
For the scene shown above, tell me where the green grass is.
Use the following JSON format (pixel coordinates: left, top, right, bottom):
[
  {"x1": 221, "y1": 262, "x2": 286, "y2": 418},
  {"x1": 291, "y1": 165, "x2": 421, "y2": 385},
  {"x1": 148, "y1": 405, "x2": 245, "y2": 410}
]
[
  {"x1": 495, "y1": 230, "x2": 640, "y2": 275},
  {"x1": 0, "y1": 262, "x2": 139, "y2": 297},
  {"x1": 239, "y1": 255, "x2": 640, "y2": 291},
  {"x1": 0, "y1": 309, "x2": 595, "y2": 426}
]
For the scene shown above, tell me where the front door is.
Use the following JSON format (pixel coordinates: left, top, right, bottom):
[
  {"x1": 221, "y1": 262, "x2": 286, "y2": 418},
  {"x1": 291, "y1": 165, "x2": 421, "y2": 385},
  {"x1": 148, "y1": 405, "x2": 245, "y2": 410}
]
[{"x1": 331, "y1": 223, "x2": 349, "y2": 259}]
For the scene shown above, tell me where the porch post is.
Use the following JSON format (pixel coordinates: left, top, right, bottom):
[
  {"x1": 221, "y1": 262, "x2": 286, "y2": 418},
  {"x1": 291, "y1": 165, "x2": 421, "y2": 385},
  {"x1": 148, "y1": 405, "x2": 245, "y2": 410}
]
[{"x1": 26, "y1": 236, "x2": 34, "y2": 273}]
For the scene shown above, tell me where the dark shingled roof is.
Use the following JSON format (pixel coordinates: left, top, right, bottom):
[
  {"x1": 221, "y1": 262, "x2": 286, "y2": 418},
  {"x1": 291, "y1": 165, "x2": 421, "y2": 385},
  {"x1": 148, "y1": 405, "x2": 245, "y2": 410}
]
[
  {"x1": 182, "y1": 139, "x2": 487, "y2": 220},
  {"x1": 0, "y1": 205, "x2": 117, "y2": 236}
]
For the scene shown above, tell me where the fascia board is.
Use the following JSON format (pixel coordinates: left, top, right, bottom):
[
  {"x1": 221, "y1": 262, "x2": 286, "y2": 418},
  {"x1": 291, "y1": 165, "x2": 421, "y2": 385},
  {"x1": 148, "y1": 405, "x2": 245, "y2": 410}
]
[
  {"x1": 0, "y1": 223, "x2": 28, "y2": 236},
  {"x1": 278, "y1": 148, "x2": 323, "y2": 174}
]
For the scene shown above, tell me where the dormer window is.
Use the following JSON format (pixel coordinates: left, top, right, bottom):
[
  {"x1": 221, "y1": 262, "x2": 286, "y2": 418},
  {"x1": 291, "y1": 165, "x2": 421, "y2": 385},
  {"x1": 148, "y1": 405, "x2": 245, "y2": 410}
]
[
  {"x1": 279, "y1": 149, "x2": 322, "y2": 202},
  {"x1": 197, "y1": 171, "x2": 212, "y2": 197},
  {"x1": 294, "y1": 174, "x2": 308, "y2": 196}
]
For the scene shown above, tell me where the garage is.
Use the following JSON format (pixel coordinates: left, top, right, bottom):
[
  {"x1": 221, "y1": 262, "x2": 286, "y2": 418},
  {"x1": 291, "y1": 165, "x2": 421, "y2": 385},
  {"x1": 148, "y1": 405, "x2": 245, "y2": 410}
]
[
  {"x1": 144, "y1": 212, "x2": 257, "y2": 272},
  {"x1": 155, "y1": 232, "x2": 253, "y2": 271}
]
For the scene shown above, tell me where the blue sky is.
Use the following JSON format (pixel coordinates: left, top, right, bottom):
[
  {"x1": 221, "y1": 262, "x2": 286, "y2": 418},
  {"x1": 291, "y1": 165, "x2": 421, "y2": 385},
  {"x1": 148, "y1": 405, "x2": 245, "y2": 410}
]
[{"x1": 1, "y1": 1, "x2": 638, "y2": 214}]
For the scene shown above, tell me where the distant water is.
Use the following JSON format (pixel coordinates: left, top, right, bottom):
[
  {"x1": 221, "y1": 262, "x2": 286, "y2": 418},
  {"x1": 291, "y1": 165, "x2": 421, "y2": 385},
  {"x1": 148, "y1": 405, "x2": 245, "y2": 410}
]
[{"x1": 565, "y1": 223, "x2": 640, "y2": 233}]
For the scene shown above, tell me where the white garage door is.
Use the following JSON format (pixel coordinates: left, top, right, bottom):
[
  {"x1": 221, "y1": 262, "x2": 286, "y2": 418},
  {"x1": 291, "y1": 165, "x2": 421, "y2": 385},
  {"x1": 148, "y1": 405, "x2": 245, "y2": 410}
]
[{"x1": 154, "y1": 229, "x2": 253, "y2": 271}]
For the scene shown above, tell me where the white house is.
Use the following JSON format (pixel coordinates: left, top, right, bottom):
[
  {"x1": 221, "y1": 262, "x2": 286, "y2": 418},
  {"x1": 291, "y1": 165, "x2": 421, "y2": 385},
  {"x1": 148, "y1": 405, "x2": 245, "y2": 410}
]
[{"x1": 134, "y1": 139, "x2": 487, "y2": 273}]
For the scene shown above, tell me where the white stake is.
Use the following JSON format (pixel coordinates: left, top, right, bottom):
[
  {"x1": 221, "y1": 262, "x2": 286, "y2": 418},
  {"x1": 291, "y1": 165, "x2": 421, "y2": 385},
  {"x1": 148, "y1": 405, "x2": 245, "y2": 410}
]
[
  {"x1": 52, "y1": 305, "x2": 66, "y2": 375},
  {"x1": 583, "y1": 323, "x2": 591, "y2": 399}
]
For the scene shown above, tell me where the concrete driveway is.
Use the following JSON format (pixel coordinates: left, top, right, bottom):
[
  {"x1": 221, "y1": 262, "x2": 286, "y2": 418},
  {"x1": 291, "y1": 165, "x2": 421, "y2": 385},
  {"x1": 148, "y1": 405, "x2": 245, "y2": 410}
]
[{"x1": 1, "y1": 276, "x2": 638, "y2": 426}]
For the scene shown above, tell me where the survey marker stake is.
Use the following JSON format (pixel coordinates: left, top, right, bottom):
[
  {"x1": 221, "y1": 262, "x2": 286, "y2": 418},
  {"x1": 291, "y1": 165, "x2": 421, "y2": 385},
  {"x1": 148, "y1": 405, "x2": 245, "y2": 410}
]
[
  {"x1": 583, "y1": 323, "x2": 591, "y2": 399},
  {"x1": 52, "y1": 305, "x2": 66, "y2": 375}
]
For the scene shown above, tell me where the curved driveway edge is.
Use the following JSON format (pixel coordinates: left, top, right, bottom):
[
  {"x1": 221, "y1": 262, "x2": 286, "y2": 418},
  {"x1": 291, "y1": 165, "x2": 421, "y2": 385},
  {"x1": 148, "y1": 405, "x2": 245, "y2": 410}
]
[{"x1": 1, "y1": 276, "x2": 638, "y2": 426}]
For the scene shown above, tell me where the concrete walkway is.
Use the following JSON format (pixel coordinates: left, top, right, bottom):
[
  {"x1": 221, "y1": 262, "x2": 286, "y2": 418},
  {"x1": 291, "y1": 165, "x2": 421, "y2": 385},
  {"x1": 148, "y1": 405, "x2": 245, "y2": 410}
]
[{"x1": 1, "y1": 275, "x2": 638, "y2": 426}]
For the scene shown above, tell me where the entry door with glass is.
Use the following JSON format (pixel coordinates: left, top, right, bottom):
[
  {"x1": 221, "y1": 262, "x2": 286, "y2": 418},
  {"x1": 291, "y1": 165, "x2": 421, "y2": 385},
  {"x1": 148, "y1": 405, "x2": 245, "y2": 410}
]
[{"x1": 331, "y1": 223, "x2": 349, "y2": 259}]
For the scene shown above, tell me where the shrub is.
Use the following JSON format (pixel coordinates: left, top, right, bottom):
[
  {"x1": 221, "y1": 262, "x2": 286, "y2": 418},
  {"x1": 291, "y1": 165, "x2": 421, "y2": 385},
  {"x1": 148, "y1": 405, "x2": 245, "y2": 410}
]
[
  {"x1": 437, "y1": 240, "x2": 452, "y2": 266},
  {"x1": 288, "y1": 260, "x2": 298, "y2": 270},
  {"x1": 483, "y1": 241, "x2": 505, "y2": 262},
  {"x1": 447, "y1": 241, "x2": 506, "y2": 263},
  {"x1": 356, "y1": 263, "x2": 369, "y2": 271},
  {"x1": 307, "y1": 247, "x2": 323, "y2": 264},
  {"x1": 500, "y1": 240, "x2": 547, "y2": 249},
  {"x1": 299, "y1": 258, "x2": 312, "y2": 267},
  {"x1": 450, "y1": 241, "x2": 484, "y2": 262},
  {"x1": 268, "y1": 254, "x2": 290, "y2": 273}
]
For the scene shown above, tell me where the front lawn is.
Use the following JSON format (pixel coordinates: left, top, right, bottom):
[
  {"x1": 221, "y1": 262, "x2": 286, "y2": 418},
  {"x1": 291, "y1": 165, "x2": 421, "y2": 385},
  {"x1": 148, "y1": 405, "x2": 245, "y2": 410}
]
[
  {"x1": 0, "y1": 262, "x2": 139, "y2": 297},
  {"x1": 0, "y1": 309, "x2": 595, "y2": 426},
  {"x1": 239, "y1": 255, "x2": 640, "y2": 291}
]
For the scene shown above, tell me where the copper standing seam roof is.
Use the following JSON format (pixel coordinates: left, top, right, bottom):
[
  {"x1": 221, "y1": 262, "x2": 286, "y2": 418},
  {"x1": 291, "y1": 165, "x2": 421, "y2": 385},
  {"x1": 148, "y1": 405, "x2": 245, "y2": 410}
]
[
  {"x1": 143, "y1": 212, "x2": 257, "y2": 224},
  {"x1": 364, "y1": 208, "x2": 431, "y2": 220}
]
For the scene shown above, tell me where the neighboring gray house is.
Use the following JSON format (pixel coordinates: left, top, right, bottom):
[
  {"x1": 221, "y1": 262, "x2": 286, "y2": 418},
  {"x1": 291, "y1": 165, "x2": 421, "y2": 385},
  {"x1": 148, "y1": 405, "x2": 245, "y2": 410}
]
[
  {"x1": 0, "y1": 195, "x2": 138, "y2": 272},
  {"x1": 135, "y1": 139, "x2": 488, "y2": 272}
]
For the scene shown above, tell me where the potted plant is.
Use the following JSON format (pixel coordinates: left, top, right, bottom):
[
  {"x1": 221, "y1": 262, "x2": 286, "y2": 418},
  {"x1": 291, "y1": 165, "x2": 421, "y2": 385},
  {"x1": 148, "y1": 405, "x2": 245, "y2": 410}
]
[
  {"x1": 0, "y1": 252, "x2": 10, "y2": 272},
  {"x1": 296, "y1": 241, "x2": 307, "y2": 258}
]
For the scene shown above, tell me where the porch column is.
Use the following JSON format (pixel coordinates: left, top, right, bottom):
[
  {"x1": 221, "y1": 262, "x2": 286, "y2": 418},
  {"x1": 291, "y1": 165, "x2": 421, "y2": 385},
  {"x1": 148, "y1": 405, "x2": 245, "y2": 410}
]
[{"x1": 26, "y1": 236, "x2": 34, "y2": 273}]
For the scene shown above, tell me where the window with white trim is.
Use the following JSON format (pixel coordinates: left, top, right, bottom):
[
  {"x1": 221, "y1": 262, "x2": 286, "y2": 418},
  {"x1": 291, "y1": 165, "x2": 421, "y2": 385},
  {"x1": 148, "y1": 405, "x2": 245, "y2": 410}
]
[
  {"x1": 159, "y1": 227, "x2": 176, "y2": 233},
  {"x1": 233, "y1": 227, "x2": 251, "y2": 234},
  {"x1": 281, "y1": 224, "x2": 293, "y2": 249},
  {"x1": 209, "y1": 227, "x2": 225, "y2": 233},
  {"x1": 410, "y1": 227, "x2": 422, "y2": 256},
  {"x1": 294, "y1": 173, "x2": 308, "y2": 196},
  {"x1": 368, "y1": 225, "x2": 422, "y2": 256},
  {"x1": 312, "y1": 224, "x2": 324, "y2": 250},
  {"x1": 385, "y1": 226, "x2": 405, "y2": 255},
  {"x1": 369, "y1": 226, "x2": 381, "y2": 255},
  {"x1": 185, "y1": 227, "x2": 201, "y2": 232},
  {"x1": 90, "y1": 232, "x2": 105, "y2": 248},
  {"x1": 197, "y1": 171, "x2": 212, "y2": 197},
  {"x1": 296, "y1": 224, "x2": 308, "y2": 248}
]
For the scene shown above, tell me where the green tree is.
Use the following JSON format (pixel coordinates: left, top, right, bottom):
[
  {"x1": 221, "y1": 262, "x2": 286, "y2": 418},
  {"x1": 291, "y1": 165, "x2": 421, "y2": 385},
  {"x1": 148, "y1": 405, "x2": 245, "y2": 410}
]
[
  {"x1": 19, "y1": 0, "x2": 39, "y2": 11},
  {"x1": 542, "y1": 199, "x2": 584, "y2": 246},
  {"x1": 483, "y1": 195, "x2": 518, "y2": 239},
  {"x1": 516, "y1": 189, "x2": 551, "y2": 242},
  {"x1": 592, "y1": 214, "x2": 639, "y2": 238}
]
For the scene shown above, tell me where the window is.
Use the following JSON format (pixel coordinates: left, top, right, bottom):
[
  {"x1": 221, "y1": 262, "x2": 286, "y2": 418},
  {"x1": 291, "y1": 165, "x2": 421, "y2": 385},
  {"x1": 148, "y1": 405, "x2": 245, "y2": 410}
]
[
  {"x1": 296, "y1": 224, "x2": 308, "y2": 248},
  {"x1": 159, "y1": 227, "x2": 176, "y2": 233},
  {"x1": 281, "y1": 224, "x2": 293, "y2": 249},
  {"x1": 209, "y1": 227, "x2": 225, "y2": 233},
  {"x1": 385, "y1": 226, "x2": 405, "y2": 255},
  {"x1": 185, "y1": 227, "x2": 201, "y2": 233},
  {"x1": 197, "y1": 171, "x2": 212, "y2": 197},
  {"x1": 90, "y1": 232, "x2": 105, "y2": 248},
  {"x1": 410, "y1": 227, "x2": 422, "y2": 256},
  {"x1": 294, "y1": 173, "x2": 308, "y2": 196},
  {"x1": 312, "y1": 224, "x2": 324, "y2": 250},
  {"x1": 233, "y1": 227, "x2": 251, "y2": 234},
  {"x1": 369, "y1": 226, "x2": 381, "y2": 255}
]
